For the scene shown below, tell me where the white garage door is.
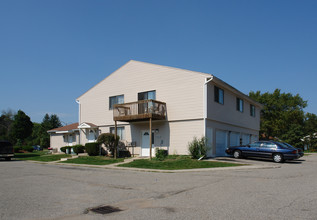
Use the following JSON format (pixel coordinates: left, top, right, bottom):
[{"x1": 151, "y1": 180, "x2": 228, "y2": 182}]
[
  {"x1": 230, "y1": 132, "x2": 240, "y2": 147},
  {"x1": 216, "y1": 130, "x2": 228, "y2": 157},
  {"x1": 241, "y1": 134, "x2": 250, "y2": 145}
]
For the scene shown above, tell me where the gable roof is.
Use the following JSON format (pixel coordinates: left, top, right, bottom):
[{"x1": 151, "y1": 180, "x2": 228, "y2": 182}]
[
  {"x1": 76, "y1": 60, "x2": 262, "y2": 108},
  {"x1": 47, "y1": 123, "x2": 79, "y2": 133},
  {"x1": 76, "y1": 60, "x2": 212, "y2": 100}
]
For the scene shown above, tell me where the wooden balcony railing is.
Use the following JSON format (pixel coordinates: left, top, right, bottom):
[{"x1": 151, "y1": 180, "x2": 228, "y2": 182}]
[{"x1": 113, "y1": 100, "x2": 166, "y2": 122}]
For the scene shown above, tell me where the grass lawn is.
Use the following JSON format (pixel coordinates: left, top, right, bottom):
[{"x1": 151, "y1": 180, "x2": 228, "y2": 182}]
[
  {"x1": 118, "y1": 155, "x2": 243, "y2": 170},
  {"x1": 60, "y1": 156, "x2": 124, "y2": 165},
  {"x1": 15, "y1": 151, "x2": 71, "y2": 162}
]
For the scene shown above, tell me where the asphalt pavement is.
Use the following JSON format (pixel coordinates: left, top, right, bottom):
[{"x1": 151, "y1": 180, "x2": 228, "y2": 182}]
[{"x1": 0, "y1": 154, "x2": 316, "y2": 220}]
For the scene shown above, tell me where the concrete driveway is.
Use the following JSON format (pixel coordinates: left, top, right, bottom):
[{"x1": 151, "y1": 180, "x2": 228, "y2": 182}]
[{"x1": 0, "y1": 154, "x2": 316, "y2": 220}]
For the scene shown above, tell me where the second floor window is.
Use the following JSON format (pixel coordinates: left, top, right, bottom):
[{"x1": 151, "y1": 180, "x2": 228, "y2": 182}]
[
  {"x1": 109, "y1": 95, "x2": 124, "y2": 110},
  {"x1": 236, "y1": 98, "x2": 244, "y2": 112},
  {"x1": 250, "y1": 104, "x2": 255, "y2": 117},
  {"x1": 214, "y1": 86, "x2": 224, "y2": 104},
  {"x1": 138, "y1": 90, "x2": 156, "y2": 100}
]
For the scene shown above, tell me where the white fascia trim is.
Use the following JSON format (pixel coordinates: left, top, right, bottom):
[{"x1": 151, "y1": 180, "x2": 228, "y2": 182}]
[{"x1": 204, "y1": 76, "x2": 214, "y2": 137}]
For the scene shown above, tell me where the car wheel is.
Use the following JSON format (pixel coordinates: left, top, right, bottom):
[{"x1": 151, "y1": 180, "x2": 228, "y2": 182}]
[
  {"x1": 233, "y1": 150, "x2": 242, "y2": 159},
  {"x1": 5, "y1": 157, "x2": 11, "y2": 161},
  {"x1": 273, "y1": 153, "x2": 284, "y2": 163}
]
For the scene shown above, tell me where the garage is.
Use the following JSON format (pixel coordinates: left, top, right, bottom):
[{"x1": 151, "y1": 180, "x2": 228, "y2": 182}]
[
  {"x1": 229, "y1": 132, "x2": 240, "y2": 147},
  {"x1": 216, "y1": 130, "x2": 228, "y2": 156}
]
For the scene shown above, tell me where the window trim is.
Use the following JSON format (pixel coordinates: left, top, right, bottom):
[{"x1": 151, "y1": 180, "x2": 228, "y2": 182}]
[
  {"x1": 236, "y1": 98, "x2": 244, "y2": 112},
  {"x1": 250, "y1": 104, "x2": 255, "y2": 117},
  {"x1": 138, "y1": 90, "x2": 156, "y2": 101},
  {"x1": 109, "y1": 94, "x2": 124, "y2": 110},
  {"x1": 214, "y1": 86, "x2": 224, "y2": 105}
]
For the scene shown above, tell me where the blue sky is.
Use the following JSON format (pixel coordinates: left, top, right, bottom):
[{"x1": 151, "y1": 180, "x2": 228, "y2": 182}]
[{"x1": 1, "y1": 0, "x2": 316, "y2": 124}]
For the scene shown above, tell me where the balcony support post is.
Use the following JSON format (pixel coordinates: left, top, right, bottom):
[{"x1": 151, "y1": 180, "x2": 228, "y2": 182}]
[
  {"x1": 149, "y1": 117, "x2": 152, "y2": 160},
  {"x1": 114, "y1": 120, "x2": 117, "y2": 159}
]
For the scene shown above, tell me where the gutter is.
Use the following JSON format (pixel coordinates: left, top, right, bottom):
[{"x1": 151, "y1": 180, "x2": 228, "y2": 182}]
[{"x1": 76, "y1": 100, "x2": 81, "y2": 145}]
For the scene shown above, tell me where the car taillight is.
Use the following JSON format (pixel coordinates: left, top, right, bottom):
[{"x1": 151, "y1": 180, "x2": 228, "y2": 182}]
[{"x1": 292, "y1": 150, "x2": 297, "y2": 154}]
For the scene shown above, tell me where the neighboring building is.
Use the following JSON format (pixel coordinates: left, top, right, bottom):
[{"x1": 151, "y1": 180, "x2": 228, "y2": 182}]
[{"x1": 49, "y1": 60, "x2": 262, "y2": 157}]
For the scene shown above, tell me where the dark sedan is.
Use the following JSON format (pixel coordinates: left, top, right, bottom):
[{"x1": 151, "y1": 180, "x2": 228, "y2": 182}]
[
  {"x1": 225, "y1": 141, "x2": 300, "y2": 163},
  {"x1": 283, "y1": 142, "x2": 304, "y2": 157}
]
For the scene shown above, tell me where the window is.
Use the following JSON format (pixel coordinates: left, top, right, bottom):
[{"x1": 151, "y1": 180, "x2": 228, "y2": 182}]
[
  {"x1": 110, "y1": 127, "x2": 125, "y2": 141},
  {"x1": 138, "y1": 90, "x2": 156, "y2": 100},
  {"x1": 250, "y1": 104, "x2": 255, "y2": 117},
  {"x1": 236, "y1": 98, "x2": 244, "y2": 112},
  {"x1": 214, "y1": 86, "x2": 224, "y2": 104},
  {"x1": 262, "y1": 142, "x2": 276, "y2": 149},
  {"x1": 109, "y1": 95, "x2": 124, "y2": 110}
]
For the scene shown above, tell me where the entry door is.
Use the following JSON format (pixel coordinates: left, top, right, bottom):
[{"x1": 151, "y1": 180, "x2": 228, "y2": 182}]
[
  {"x1": 216, "y1": 130, "x2": 228, "y2": 156},
  {"x1": 141, "y1": 130, "x2": 154, "y2": 157}
]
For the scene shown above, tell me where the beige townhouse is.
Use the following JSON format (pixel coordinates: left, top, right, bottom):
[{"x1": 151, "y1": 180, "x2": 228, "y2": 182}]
[{"x1": 49, "y1": 60, "x2": 262, "y2": 157}]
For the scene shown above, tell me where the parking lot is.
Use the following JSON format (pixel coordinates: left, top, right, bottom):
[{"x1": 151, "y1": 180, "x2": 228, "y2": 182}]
[{"x1": 1, "y1": 155, "x2": 316, "y2": 220}]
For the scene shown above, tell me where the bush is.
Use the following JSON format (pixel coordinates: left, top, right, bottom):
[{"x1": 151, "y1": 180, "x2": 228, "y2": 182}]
[
  {"x1": 22, "y1": 146, "x2": 34, "y2": 152},
  {"x1": 60, "y1": 146, "x2": 72, "y2": 154},
  {"x1": 72, "y1": 145, "x2": 85, "y2": 155},
  {"x1": 155, "y1": 149, "x2": 168, "y2": 161},
  {"x1": 118, "y1": 150, "x2": 131, "y2": 158},
  {"x1": 188, "y1": 136, "x2": 207, "y2": 159},
  {"x1": 14, "y1": 146, "x2": 22, "y2": 153},
  {"x1": 85, "y1": 143, "x2": 100, "y2": 156},
  {"x1": 97, "y1": 133, "x2": 119, "y2": 156}
]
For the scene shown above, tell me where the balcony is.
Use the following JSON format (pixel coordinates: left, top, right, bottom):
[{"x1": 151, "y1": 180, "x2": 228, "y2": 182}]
[{"x1": 113, "y1": 100, "x2": 166, "y2": 122}]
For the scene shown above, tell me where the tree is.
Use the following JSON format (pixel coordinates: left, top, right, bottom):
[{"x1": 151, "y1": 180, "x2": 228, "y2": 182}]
[
  {"x1": 249, "y1": 89, "x2": 307, "y2": 147},
  {"x1": 97, "y1": 133, "x2": 119, "y2": 157},
  {"x1": 10, "y1": 110, "x2": 33, "y2": 145},
  {"x1": 303, "y1": 113, "x2": 317, "y2": 150},
  {"x1": 40, "y1": 114, "x2": 62, "y2": 148},
  {"x1": 0, "y1": 109, "x2": 16, "y2": 142}
]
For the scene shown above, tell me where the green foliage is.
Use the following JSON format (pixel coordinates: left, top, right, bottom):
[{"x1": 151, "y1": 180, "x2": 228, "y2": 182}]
[
  {"x1": 97, "y1": 133, "x2": 119, "y2": 156},
  {"x1": 188, "y1": 136, "x2": 207, "y2": 159},
  {"x1": 40, "y1": 114, "x2": 62, "y2": 148},
  {"x1": 118, "y1": 150, "x2": 131, "y2": 158},
  {"x1": 14, "y1": 146, "x2": 22, "y2": 153},
  {"x1": 85, "y1": 143, "x2": 100, "y2": 156},
  {"x1": 0, "y1": 109, "x2": 15, "y2": 143},
  {"x1": 118, "y1": 156, "x2": 241, "y2": 170},
  {"x1": 22, "y1": 146, "x2": 34, "y2": 152},
  {"x1": 10, "y1": 110, "x2": 33, "y2": 145},
  {"x1": 249, "y1": 89, "x2": 308, "y2": 147},
  {"x1": 72, "y1": 144, "x2": 85, "y2": 155},
  {"x1": 155, "y1": 149, "x2": 168, "y2": 161},
  {"x1": 60, "y1": 146, "x2": 72, "y2": 153}
]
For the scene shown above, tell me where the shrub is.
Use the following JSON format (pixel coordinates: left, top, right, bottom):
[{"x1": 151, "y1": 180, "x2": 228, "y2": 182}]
[
  {"x1": 118, "y1": 150, "x2": 131, "y2": 158},
  {"x1": 22, "y1": 146, "x2": 34, "y2": 152},
  {"x1": 60, "y1": 146, "x2": 72, "y2": 154},
  {"x1": 155, "y1": 149, "x2": 168, "y2": 161},
  {"x1": 72, "y1": 145, "x2": 85, "y2": 155},
  {"x1": 97, "y1": 133, "x2": 119, "y2": 156},
  {"x1": 85, "y1": 143, "x2": 100, "y2": 156},
  {"x1": 14, "y1": 146, "x2": 22, "y2": 153},
  {"x1": 188, "y1": 136, "x2": 207, "y2": 159}
]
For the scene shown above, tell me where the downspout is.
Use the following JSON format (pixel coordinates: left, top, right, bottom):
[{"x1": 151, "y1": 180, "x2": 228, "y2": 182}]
[
  {"x1": 204, "y1": 76, "x2": 213, "y2": 156},
  {"x1": 76, "y1": 100, "x2": 81, "y2": 145}
]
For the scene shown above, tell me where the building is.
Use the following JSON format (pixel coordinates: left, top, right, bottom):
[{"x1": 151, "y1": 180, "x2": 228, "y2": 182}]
[{"x1": 49, "y1": 60, "x2": 262, "y2": 157}]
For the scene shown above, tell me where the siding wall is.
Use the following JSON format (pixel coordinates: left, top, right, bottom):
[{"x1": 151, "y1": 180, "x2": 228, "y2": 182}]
[
  {"x1": 77, "y1": 60, "x2": 208, "y2": 126},
  {"x1": 206, "y1": 82, "x2": 260, "y2": 130}
]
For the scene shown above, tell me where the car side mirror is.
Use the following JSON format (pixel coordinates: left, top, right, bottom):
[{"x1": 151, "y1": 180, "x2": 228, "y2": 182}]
[{"x1": 247, "y1": 145, "x2": 250, "y2": 148}]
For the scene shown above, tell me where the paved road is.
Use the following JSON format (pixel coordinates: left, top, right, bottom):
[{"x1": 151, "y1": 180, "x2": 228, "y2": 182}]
[{"x1": 0, "y1": 155, "x2": 316, "y2": 220}]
